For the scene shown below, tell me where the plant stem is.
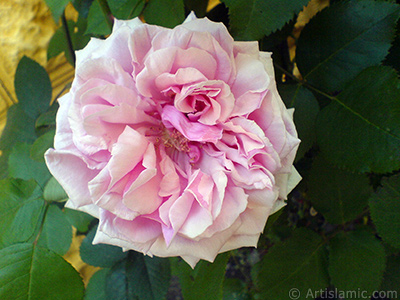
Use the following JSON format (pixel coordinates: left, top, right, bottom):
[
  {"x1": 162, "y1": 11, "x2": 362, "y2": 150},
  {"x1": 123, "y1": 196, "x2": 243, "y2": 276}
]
[
  {"x1": 0, "y1": 79, "x2": 17, "y2": 104},
  {"x1": 97, "y1": 0, "x2": 113, "y2": 30},
  {"x1": 33, "y1": 202, "x2": 50, "y2": 245},
  {"x1": 61, "y1": 11, "x2": 76, "y2": 66}
]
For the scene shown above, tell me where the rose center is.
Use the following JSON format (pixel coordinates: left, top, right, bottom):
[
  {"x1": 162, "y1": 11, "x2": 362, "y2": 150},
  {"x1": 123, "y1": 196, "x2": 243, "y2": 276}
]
[{"x1": 160, "y1": 127, "x2": 190, "y2": 152}]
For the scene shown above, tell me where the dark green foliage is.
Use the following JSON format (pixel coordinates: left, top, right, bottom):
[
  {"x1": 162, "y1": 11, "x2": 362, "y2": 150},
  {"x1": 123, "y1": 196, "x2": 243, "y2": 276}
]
[
  {"x1": 316, "y1": 66, "x2": 400, "y2": 173},
  {"x1": 380, "y1": 254, "x2": 400, "y2": 294},
  {"x1": 108, "y1": 0, "x2": 145, "y2": 19},
  {"x1": 0, "y1": 243, "x2": 84, "y2": 299},
  {"x1": 37, "y1": 204, "x2": 73, "y2": 255},
  {"x1": 184, "y1": 0, "x2": 208, "y2": 17},
  {"x1": 80, "y1": 225, "x2": 128, "y2": 268},
  {"x1": 86, "y1": 0, "x2": 113, "y2": 36},
  {"x1": 0, "y1": 179, "x2": 45, "y2": 248},
  {"x1": 85, "y1": 252, "x2": 171, "y2": 300},
  {"x1": 85, "y1": 268, "x2": 109, "y2": 300},
  {"x1": 297, "y1": 0, "x2": 400, "y2": 92},
  {"x1": 172, "y1": 253, "x2": 229, "y2": 300},
  {"x1": 253, "y1": 228, "x2": 329, "y2": 300},
  {"x1": 64, "y1": 208, "x2": 95, "y2": 233},
  {"x1": 222, "y1": 0, "x2": 310, "y2": 40},
  {"x1": 328, "y1": 229, "x2": 386, "y2": 298},
  {"x1": 14, "y1": 56, "x2": 52, "y2": 119},
  {"x1": 307, "y1": 156, "x2": 372, "y2": 224},
  {"x1": 48, "y1": 18, "x2": 91, "y2": 65},
  {"x1": 44, "y1": 0, "x2": 71, "y2": 21},
  {"x1": 143, "y1": 0, "x2": 185, "y2": 28},
  {"x1": 0, "y1": 104, "x2": 36, "y2": 178},
  {"x1": 369, "y1": 174, "x2": 400, "y2": 249},
  {"x1": 8, "y1": 142, "x2": 51, "y2": 187}
]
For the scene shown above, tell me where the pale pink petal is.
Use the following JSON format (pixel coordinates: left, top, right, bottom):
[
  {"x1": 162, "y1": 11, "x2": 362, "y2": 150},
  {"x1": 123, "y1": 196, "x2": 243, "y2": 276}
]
[
  {"x1": 155, "y1": 68, "x2": 207, "y2": 92},
  {"x1": 53, "y1": 94, "x2": 74, "y2": 151},
  {"x1": 161, "y1": 105, "x2": 222, "y2": 143},
  {"x1": 179, "y1": 16, "x2": 234, "y2": 60},
  {"x1": 136, "y1": 47, "x2": 217, "y2": 98},
  {"x1": 149, "y1": 220, "x2": 241, "y2": 265},
  {"x1": 230, "y1": 53, "x2": 270, "y2": 117},
  {"x1": 178, "y1": 200, "x2": 213, "y2": 239},
  {"x1": 96, "y1": 210, "x2": 162, "y2": 250},
  {"x1": 113, "y1": 17, "x2": 143, "y2": 32},
  {"x1": 233, "y1": 41, "x2": 259, "y2": 57},
  {"x1": 200, "y1": 186, "x2": 248, "y2": 238},
  {"x1": 45, "y1": 149, "x2": 100, "y2": 218},
  {"x1": 159, "y1": 150, "x2": 182, "y2": 197},
  {"x1": 151, "y1": 25, "x2": 234, "y2": 83},
  {"x1": 74, "y1": 57, "x2": 135, "y2": 90},
  {"x1": 219, "y1": 234, "x2": 260, "y2": 253}
]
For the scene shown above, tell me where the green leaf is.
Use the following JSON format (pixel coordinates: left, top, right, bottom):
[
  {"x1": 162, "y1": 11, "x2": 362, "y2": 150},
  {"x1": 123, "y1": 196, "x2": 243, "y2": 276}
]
[
  {"x1": 48, "y1": 18, "x2": 91, "y2": 65},
  {"x1": 108, "y1": 0, "x2": 145, "y2": 19},
  {"x1": 184, "y1": 0, "x2": 208, "y2": 17},
  {"x1": 30, "y1": 129, "x2": 54, "y2": 162},
  {"x1": 143, "y1": 0, "x2": 185, "y2": 28},
  {"x1": 222, "y1": 0, "x2": 309, "y2": 40},
  {"x1": 0, "y1": 178, "x2": 45, "y2": 248},
  {"x1": 126, "y1": 252, "x2": 171, "y2": 300},
  {"x1": 264, "y1": 206, "x2": 283, "y2": 232},
  {"x1": 253, "y1": 228, "x2": 329, "y2": 300},
  {"x1": 44, "y1": 0, "x2": 70, "y2": 21},
  {"x1": 380, "y1": 254, "x2": 400, "y2": 294},
  {"x1": 369, "y1": 174, "x2": 400, "y2": 249},
  {"x1": 172, "y1": 253, "x2": 229, "y2": 300},
  {"x1": 223, "y1": 278, "x2": 251, "y2": 300},
  {"x1": 86, "y1": 0, "x2": 112, "y2": 36},
  {"x1": 85, "y1": 268, "x2": 109, "y2": 300},
  {"x1": 43, "y1": 176, "x2": 68, "y2": 202},
  {"x1": 279, "y1": 84, "x2": 319, "y2": 160},
  {"x1": 316, "y1": 66, "x2": 400, "y2": 173},
  {"x1": 0, "y1": 243, "x2": 84, "y2": 299},
  {"x1": 37, "y1": 205, "x2": 72, "y2": 256},
  {"x1": 260, "y1": 19, "x2": 296, "y2": 51},
  {"x1": 307, "y1": 156, "x2": 371, "y2": 224},
  {"x1": 72, "y1": 0, "x2": 95, "y2": 18},
  {"x1": 0, "y1": 199, "x2": 45, "y2": 249},
  {"x1": 8, "y1": 142, "x2": 51, "y2": 188},
  {"x1": 328, "y1": 229, "x2": 386, "y2": 299},
  {"x1": 64, "y1": 208, "x2": 95, "y2": 233},
  {"x1": 385, "y1": 19, "x2": 400, "y2": 72},
  {"x1": 106, "y1": 260, "x2": 137, "y2": 300},
  {"x1": 0, "y1": 104, "x2": 36, "y2": 178},
  {"x1": 296, "y1": 0, "x2": 400, "y2": 92},
  {"x1": 80, "y1": 225, "x2": 128, "y2": 267},
  {"x1": 14, "y1": 56, "x2": 52, "y2": 119},
  {"x1": 35, "y1": 101, "x2": 59, "y2": 129}
]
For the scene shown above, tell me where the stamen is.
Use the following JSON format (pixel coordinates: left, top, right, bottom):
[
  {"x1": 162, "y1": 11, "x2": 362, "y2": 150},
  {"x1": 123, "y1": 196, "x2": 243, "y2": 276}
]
[{"x1": 161, "y1": 128, "x2": 190, "y2": 152}]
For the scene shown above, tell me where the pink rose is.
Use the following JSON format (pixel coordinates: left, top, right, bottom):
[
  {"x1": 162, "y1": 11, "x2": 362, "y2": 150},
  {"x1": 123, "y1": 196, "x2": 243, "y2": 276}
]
[{"x1": 45, "y1": 13, "x2": 301, "y2": 267}]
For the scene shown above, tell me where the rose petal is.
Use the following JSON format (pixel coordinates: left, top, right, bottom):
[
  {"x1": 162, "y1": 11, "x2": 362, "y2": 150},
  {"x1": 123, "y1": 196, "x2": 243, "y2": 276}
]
[{"x1": 161, "y1": 105, "x2": 223, "y2": 143}]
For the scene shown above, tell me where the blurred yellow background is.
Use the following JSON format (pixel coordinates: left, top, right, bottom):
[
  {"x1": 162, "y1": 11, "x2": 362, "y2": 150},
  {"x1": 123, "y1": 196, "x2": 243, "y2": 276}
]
[{"x1": 0, "y1": 0, "x2": 74, "y2": 133}]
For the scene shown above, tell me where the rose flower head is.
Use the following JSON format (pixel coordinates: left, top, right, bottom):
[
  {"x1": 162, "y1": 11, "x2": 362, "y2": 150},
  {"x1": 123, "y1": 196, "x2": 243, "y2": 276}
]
[{"x1": 45, "y1": 13, "x2": 301, "y2": 267}]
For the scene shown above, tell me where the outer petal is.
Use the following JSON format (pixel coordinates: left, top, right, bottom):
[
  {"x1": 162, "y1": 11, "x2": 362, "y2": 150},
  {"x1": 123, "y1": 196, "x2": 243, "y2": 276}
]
[{"x1": 45, "y1": 149, "x2": 100, "y2": 218}]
